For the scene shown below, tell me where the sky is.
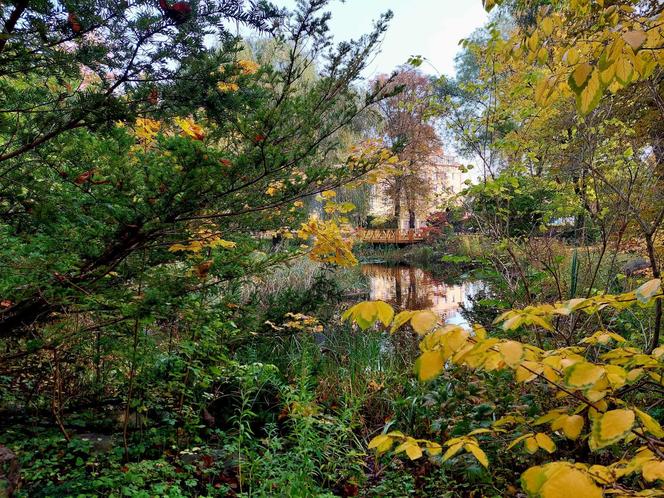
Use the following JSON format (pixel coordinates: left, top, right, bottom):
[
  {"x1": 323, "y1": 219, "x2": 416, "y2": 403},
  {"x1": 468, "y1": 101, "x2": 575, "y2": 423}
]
[
  {"x1": 262, "y1": 1, "x2": 489, "y2": 170},
  {"x1": 273, "y1": 0, "x2": 489, "y2": 79}
]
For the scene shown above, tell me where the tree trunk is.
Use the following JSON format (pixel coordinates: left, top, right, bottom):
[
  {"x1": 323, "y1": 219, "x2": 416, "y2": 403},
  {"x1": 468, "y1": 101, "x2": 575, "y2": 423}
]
[
  {"x1": 394, "y1": 197, "x2": 401, "y2": 227},
  {"x1": 393, "y1": 178, "x2": 402, "y2": 228},
  {"x1": 408, "y1": 209, "x2": 416, "y2": 229},
  {"x1": 0, "y1": 0, "x2": 29, "y2": 55},
  {"x1": 573, "y1": 212, "x2": 586, "y2": 244},
  {"x1": 645, "y1": 233, "x2": 662, "y2": 353},
  {"x1": 394, "y1": 268, "x2": 402, "y2": 306}
]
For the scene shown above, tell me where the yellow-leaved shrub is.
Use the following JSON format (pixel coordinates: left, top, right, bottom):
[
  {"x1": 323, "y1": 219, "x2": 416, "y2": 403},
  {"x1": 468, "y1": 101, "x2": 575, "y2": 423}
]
[{"x1": 344, "y1": 279, "x2": 664, "y2": 496}]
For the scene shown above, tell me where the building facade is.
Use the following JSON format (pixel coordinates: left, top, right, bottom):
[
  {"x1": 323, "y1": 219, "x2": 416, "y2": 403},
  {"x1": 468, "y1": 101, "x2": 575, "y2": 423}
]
[{"x1": 369, "y1": 154, "x2": 464, "y2": 229}]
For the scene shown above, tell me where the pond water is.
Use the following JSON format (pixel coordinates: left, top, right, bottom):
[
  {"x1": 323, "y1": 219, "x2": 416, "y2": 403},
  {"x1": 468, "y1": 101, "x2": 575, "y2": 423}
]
[{"x1": 360, "y1": 263, "x2": 485, "y2": 328}]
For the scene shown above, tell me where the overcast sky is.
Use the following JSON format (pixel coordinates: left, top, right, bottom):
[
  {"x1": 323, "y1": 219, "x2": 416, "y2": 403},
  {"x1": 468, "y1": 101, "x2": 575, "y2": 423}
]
[{"x1": 272, "y1": 0, "x2": 488, "y2": 79}]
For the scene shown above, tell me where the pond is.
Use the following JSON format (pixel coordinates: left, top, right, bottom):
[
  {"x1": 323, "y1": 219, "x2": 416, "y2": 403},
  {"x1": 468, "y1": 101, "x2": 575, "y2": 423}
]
[{"x1": 360, "y1": 263, "x2": 485, "y2": 328}]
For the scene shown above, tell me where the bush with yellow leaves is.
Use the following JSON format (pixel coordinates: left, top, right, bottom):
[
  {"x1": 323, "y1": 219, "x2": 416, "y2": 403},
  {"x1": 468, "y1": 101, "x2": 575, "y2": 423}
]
[
  {"x1": 297, "y1": 216, "x2": 357, "y2": 268},
  {"x1": 343, "y1": 278, "x2": 664, "y2": 497}
]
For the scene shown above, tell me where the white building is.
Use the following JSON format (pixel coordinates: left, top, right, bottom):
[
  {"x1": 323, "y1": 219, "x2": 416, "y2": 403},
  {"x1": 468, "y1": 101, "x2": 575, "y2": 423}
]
[{"x1": 369, "y1": 153, "x2": 464, "y2": 229}]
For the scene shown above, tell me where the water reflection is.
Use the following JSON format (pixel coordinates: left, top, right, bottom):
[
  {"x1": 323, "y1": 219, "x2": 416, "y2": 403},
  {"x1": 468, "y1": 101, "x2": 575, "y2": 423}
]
[{"x1": 361, "y1": 264, "x2": 483, "y2": 328}]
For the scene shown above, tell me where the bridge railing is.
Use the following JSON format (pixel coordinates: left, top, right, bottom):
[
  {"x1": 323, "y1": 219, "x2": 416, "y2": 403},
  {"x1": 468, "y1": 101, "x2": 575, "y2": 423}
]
[{"x1": 356, "y1": 228, "x2": 427, "y2": 244}]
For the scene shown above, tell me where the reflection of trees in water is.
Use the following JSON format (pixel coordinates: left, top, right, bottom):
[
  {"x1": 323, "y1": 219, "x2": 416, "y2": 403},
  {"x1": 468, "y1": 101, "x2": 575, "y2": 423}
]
[
  {"x1": 362, "y1": 264, "x2": 437, "y2": 311},
  {"x1": 360, "y1": 264, "x2": 485, "y2": 327}
]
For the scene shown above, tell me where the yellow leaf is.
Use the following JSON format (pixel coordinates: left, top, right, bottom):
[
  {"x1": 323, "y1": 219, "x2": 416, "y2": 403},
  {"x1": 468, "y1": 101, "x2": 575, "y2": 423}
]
[
  {"x1": 521, "y1": 465, "x2": 548, "y2": 495},
  {"x1": 622, "y1": 30, "x2": 647, "y2": 51},
  {"x1": 357, "y1": 302, "x2": 378, "y2": 324},
  {"x1": 525, "y1": 436, "x2": 539, "y2": 454},
  {"x1": 405, "y1": 442, "x2": 423, "y2": 460},
  {"x1": 483, "y1": 351, "x2": 504, "y2": 372},
  {"x1": 482, "y1": 0, "x2": 496, "y2": 12},
  {"x1": 576, "y1": 69, "x2": 603, "y2": 115},
  {"x1": 603, "y1": 364, "x2": 627, "y2": 389},
  {"x1": 541, "y1": 17, "x2": 554, "y2": 37},
  {"x1": 368, "y1": 434, "x2": 394, "y2": 454},
  {"x1": 570, "y1": 63, "x2": 593, "y2": 90},
  {"x1": 536, "y1": 47, "x2": 548, "y2": 64},
  {"x1": 217, "y1": 81, "x2": 239, "y2": 92},
  {"x1": 464, "y1": 443, "x2": 489, "y2": 468},
  {"x1": 614, "y1": 57, "x2": 633, "y2": 85},
  {"x1": 416, "y1": 350, "x2": 445, "y2": 382},
  {"x1": 527, "y1": 32, "x2": 539, "y2": 52},
  {"x1": 626, "y1": 368, "x2": 644, "y2": 382},
  {"x1": 536, "y1": 462, "x2": 603, "y2": 498},
  {"x1": 499, "y1": 340, "x2": 524, "y2": 367},
  {"x1": 134, "y1": 117, "x2": 161, "y2": 144},
  {"x1": 440, "y1": 327, "x2": 470, "y2": 356},
  {"x1": 542, "y1": 365, "x2": 560, "y2": 383},
  {"x1": 188, "y1": 241, "x2": 203, "y2": 253},
  {"x1": 551, "y1": 415, "x2": 584, "y2": 440},
  {"x1": 590, "y1": 409, "x2": 635, "y2": 450},
  {"x1": 174, "y1": 117, "x2": 205, "y2": 140},
  {"x1": 534, "y1": 76, "x2": 555, "y2": 106},
  {"x1": 410, "y1": 310, "x2": 438, "y2": 335},
  {"x1": 502, "y1": 314, "x2": 524, "y2": 331},
  {"x1": 473, "y1": 324, "x2": 487, "y2": 340},
  {"x1": 424, "y1": 441, "x2": 442, "y2": 456},
  {"x1": 452, "y1": 342, "x2": 475, "y2": 363},
  {"x1": 599, "y1": 63, "x2": 616, "y2": 85},
  {"x1": 237, "y1": 59, "x2": 260, "y2": 75},
  {"x1": 565, "y1": 48, "x2": 580, "y2": 66},
  {"x1": 467, "y1": 428, "x2": 493, "y2": 436},
  {"x1": 507, "y1": 433, "x2": 532, "y2": 451},
  {"x1": 535, "y1": 433, "x2": 556, "y2": 453},
  {"x1": 374, "y1": 301, "x2": 394, "y2": 327},
  {"x1": 168, "y1": 243, "x2": 188, "y2": 252},
  {"x1": 390, "y1": 310, "x2": 416, "y2": 334},
  {"x1": 368, "y1": 434, "x2": 391, "y2": 450},
  {"x1": 441, "y1": 442, "x2": 463, "y2": 463},
  {"x1": 534, "y1": 410, "x2": 565, "y2": 426},
  {"x1": 494, "y1": 415, "x2": 524, "y2": 428},
  {"x1": 623, "y1": 447, "x2": 656, "y2": 475},
  {"x1": 515, "y1": 362, "x2": 539, "y2": 383},
  {"x1": 493, "y1": 309, "x2": 515, "y2": 325},
  {"x1": 563, "y1": 362, "x2": 605, "y2": 389},
  {"x1": 587, "y1": 464, "x2": 616, "y2": 484},
  {"x1": 635, "y1": 408, "x2": 664, "y2": 438},
  {"x1": 528, "y1": 314, "x2": 555, "y2": 332},
  {"x1": 209, "y1": 238, "x2": 236, "y2": 250},
  {"x1": 642, "y1": 460, "x2": 664, "y2": 482}
]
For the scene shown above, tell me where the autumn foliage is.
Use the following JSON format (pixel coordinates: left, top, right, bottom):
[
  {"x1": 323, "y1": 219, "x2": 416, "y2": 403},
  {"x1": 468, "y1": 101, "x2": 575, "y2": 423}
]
[{"x1": 345, "y1": 278, "x2": 664, "y2": 496}]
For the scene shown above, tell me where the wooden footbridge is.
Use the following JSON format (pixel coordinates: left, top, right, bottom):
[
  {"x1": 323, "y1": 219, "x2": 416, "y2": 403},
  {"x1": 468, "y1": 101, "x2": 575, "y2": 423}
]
[{"x1": 356, "y1": 228, "x2": 427, "y2": 245}]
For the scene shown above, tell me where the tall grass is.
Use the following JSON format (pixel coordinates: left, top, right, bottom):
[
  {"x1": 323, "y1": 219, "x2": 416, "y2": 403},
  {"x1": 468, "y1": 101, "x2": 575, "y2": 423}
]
[{"x1": 240, "y1": 257, "x2": 321, "y2": 300}]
